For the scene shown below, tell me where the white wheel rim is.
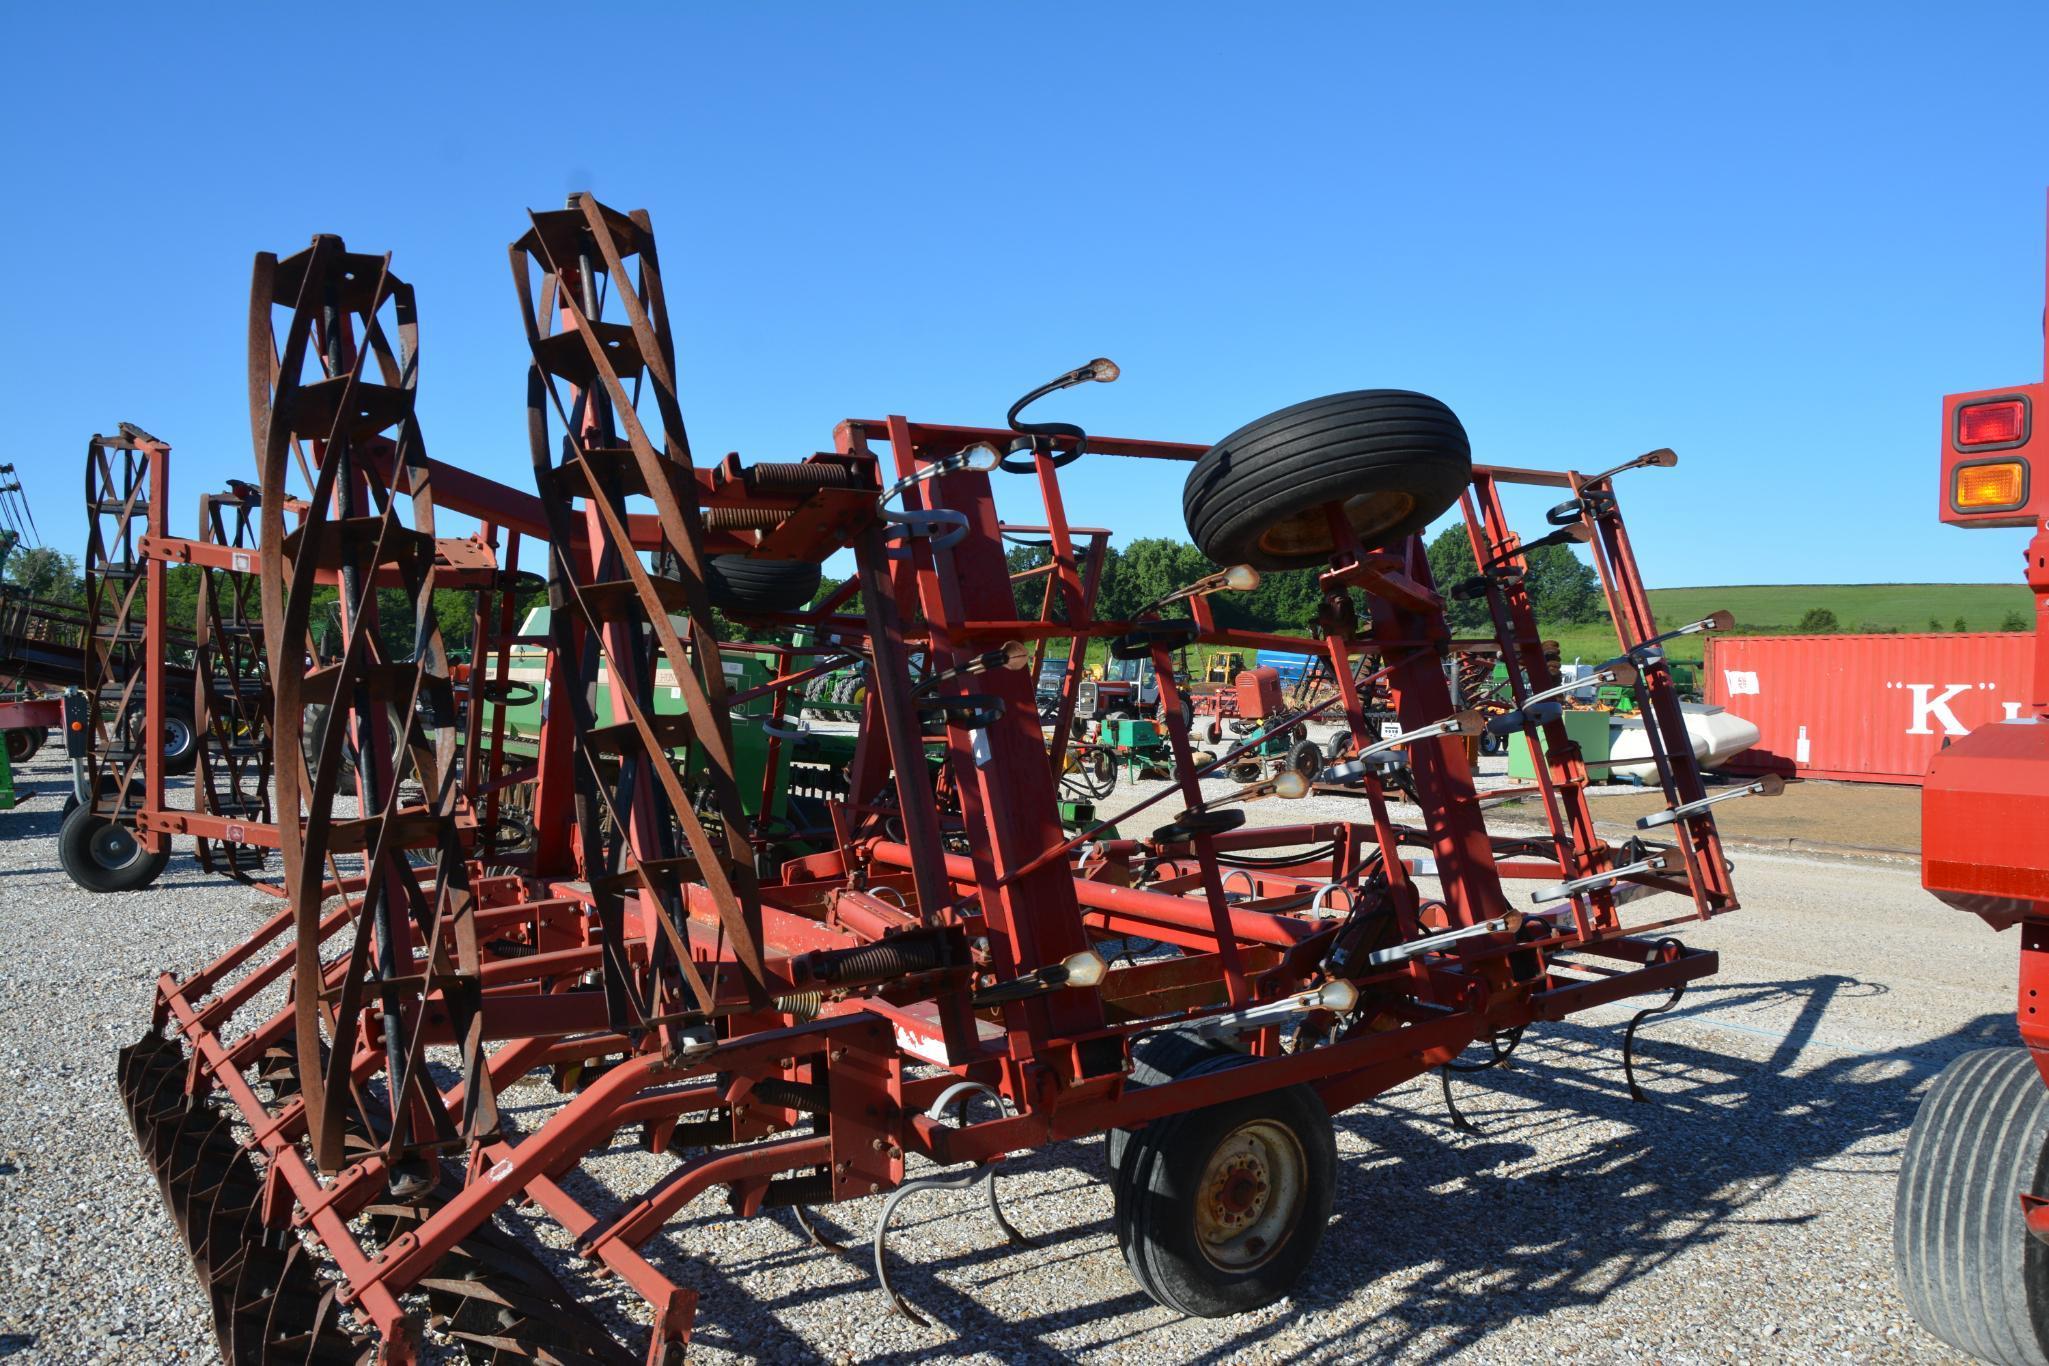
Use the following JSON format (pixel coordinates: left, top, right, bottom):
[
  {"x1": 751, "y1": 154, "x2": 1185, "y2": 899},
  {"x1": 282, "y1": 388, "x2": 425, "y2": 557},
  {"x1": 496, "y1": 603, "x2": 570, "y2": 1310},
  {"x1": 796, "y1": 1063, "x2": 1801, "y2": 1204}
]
[{"x1": 1193, "y1": 1117, "x2": 1306, "y2": 1271}]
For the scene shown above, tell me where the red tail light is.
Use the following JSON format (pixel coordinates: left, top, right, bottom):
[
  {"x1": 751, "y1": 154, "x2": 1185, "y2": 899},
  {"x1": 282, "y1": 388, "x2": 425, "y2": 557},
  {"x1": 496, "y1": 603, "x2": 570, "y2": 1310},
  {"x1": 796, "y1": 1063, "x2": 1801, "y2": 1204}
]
[{"x1": 1958, "y1": 398, "x2": 2028, "y2": 447}]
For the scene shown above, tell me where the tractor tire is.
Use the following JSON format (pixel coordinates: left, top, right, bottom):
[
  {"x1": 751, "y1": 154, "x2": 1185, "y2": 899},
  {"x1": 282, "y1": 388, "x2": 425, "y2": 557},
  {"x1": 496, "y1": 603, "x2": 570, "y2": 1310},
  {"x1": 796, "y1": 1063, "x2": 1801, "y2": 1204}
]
[
  {"x1": 1288, "y1": 739, "x2": 1324, "y2": 782},
  {"x1": 57, "y1": 805, "x2": 169, "y2": 894},
  {"x1": 1183, "y1": 390, "x2": 1471, "y2": 570},
  {"x1": 1895, "y1": 1046, "x2": 2049, "y2": 1364},
  {"x1": 1114, "y1": 1052, "x2": 1336, "y2": 1317},
  {"x1": 704, "y1": 556, "x2": 822, "y2": 615}
]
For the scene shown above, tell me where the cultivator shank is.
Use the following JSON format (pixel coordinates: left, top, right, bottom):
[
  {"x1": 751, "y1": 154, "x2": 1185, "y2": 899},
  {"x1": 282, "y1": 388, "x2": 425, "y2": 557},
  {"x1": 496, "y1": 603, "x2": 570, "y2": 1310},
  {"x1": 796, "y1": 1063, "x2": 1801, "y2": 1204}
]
[{"x1": 122, "y1": 195, "x2": 1752, "y2": 1361}]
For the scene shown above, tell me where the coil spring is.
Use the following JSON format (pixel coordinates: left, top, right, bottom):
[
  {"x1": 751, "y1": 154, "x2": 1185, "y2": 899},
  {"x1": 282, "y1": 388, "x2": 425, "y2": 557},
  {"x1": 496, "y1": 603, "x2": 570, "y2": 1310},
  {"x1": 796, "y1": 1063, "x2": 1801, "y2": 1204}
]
[
  {"x1": 814, "y1": 937, "x2": 947, "y2": 986},
  {"x1": 702, "y1": 505, "x2": 791, "y2": 531},
  {"x1": 775, "y1": 989, "x2": 824, "y2": 1022},
  {"x1": 745, "y1": 462, "x2": 860, "y2": 492}
]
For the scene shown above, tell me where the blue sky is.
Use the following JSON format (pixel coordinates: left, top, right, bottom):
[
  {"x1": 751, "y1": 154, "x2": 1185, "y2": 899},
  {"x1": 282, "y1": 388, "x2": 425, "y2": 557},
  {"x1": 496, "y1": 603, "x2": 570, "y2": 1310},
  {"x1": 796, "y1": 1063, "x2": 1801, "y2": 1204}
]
[{"x1": 4, "y1": 4, "x2": 2047, "y2": 589}]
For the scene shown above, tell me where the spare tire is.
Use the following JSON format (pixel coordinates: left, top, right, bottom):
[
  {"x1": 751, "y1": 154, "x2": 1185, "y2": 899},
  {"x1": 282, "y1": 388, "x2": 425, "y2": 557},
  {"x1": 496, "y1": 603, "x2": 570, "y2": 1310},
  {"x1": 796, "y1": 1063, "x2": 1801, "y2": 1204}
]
[
  {"x1": 1183, "y1": 390, "x2": 1471, "y2": 570},
  {"x1": 703, "y1": 555, "x2": 823, "y2": 615}
]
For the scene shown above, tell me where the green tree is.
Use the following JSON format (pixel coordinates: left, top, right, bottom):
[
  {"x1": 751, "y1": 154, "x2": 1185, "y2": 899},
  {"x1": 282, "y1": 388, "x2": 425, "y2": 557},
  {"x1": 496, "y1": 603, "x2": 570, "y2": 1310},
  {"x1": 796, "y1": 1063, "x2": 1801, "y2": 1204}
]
[
  {"x1": 1099, "y1": 537, "x2": 1211, "y2": 621},
  {"x1": 2000, "y1": 610, "x2": 2030, "y2": 632},
  {"x1": 3, "y1": 546, "x2": 83, "y2": 603},
  {"x1": 1525, "y1": 543, "x2": 1603, "y2": 624},
  {"x1": 1424, "y1": 526, "x2": 1489, "y2": 630},
  {"x1": 1928, "y1": 617, "x2": 1943, "y2": 632},
  {"x1": 1005, "y1": 541, "x2": 1053, "y2": 618},
  {"x1": 1797, "y1": 607, "x2": 1840, "y2": 633},
  {"x1": 1422, "y1": 526, "x2": 1601, "y2": 630},
  {"x1": 1954, "y1": 616, "x2": 1968, "y2": 632}
]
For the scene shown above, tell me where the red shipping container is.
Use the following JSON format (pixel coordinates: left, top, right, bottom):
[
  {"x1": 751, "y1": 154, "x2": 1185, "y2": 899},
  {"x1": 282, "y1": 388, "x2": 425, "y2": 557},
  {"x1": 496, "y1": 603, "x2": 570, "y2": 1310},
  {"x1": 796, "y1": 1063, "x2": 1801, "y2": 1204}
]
[{"x1": 1705, "y1": 633, "x2": 2036, "y2": 784}]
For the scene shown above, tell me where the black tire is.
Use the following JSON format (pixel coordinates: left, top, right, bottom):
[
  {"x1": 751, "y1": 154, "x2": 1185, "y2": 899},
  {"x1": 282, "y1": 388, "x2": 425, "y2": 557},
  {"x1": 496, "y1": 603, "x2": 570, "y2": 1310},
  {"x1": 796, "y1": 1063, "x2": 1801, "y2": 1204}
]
[
  {"x1": 1288, "y1": 739, "x2": 1323, "y2": 782},
  {"x1": 1896, "y1": 1046, "x2": 2049, "y2": 1364},
  {"x1": 57, "y1": 805, "x2": 170, "y2": 893},
  {"x1": 1107, "y1": 1031, "x2": 1238, "y2": 1175},
  {"x1": 704, "y1": 556, "x2": 822, "y2": 614},
  {"x1": 125, "y1": 708, "x2": 199, "y2": 776},
  {"x1": 160, "y1": 712, "x2": 198, "y2": 776},
  {"x1": 1183, "y1": 390, "x2": 1471, "y2": 570},
  {"x1": 4, "y1": 728, "x2": 43, "y2": 764},
  {"x1": 1116, "y1": 1057, "x2": 1337, "y2": 1317}
]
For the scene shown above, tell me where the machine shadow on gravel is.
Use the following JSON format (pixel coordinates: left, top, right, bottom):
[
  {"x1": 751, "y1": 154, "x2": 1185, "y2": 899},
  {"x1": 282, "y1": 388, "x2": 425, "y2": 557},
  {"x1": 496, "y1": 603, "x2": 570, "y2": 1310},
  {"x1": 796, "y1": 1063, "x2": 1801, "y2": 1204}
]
[{"x1": 614, "y1": 973, "x2": 2008, "y2": 1365}]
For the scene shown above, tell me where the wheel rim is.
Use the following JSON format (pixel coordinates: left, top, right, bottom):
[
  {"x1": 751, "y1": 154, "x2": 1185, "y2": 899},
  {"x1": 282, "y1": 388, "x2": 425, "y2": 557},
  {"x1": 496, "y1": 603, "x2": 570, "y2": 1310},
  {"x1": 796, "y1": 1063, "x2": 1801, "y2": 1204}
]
[
  {"x1": 1194, "y1": 1118, "x2": 1306, "y2": 1272},
  {"x1": 89, "y1": 821, "x2": 146, "y2": 871},
  {"x1": 1256, "y1": 491, "x2": 1417, "y2": 559},
  {"x1": 163, "y1": 717, "x2": 192, "y2": 757}
]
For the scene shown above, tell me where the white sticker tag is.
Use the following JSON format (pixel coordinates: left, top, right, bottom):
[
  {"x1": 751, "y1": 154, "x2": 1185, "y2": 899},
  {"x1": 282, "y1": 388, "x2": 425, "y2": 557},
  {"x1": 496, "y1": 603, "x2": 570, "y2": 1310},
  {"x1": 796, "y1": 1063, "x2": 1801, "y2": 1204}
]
[
  {"x1": 487, "y1": 1158, "x2": 515, "y2": 1183},
  {"x1": 1380, "y1": 720, "x2": 1402, "y2": 740},
  {"x1": 231, "y1": 551, "x2": 252, "y2": 573},
  {"x1": 1724, "y1": 670, "x2": 1760, "y2": 696}
]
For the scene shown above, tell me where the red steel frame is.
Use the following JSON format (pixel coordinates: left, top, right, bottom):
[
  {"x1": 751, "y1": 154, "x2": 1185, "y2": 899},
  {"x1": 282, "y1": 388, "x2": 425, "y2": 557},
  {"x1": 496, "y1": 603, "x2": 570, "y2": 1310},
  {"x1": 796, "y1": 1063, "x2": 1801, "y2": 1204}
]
[
  {"x1": 121, "y1": 193, "x2": 1748, "y2": 1364},
  {"x1": 1922, "y1": 202, "x2": 2049, "y2": 1221}
]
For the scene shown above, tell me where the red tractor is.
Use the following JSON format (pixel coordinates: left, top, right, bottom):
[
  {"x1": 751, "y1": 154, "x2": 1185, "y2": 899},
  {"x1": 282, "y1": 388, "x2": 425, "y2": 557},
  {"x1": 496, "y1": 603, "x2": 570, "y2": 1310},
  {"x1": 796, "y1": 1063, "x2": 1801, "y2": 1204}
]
[{"x1": 1894, "y1": 200, "x2": 2049, "y2": 1363}]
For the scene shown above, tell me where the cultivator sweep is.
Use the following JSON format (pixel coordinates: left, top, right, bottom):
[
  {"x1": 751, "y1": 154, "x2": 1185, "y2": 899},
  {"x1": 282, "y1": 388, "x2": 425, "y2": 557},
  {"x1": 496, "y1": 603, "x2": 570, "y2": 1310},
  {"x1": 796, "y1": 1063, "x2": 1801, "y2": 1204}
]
[{"x1": 120, "y1": 193, "x2": 1759, "y2": 1363}]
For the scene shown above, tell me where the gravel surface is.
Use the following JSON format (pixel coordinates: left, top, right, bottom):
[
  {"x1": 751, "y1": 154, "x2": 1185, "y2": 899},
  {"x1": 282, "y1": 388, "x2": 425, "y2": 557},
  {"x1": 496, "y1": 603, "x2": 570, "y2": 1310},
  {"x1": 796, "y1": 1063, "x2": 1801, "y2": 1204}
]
[{"x1": 0, "y1": 740, "x2": 1996, "y2": 1363}]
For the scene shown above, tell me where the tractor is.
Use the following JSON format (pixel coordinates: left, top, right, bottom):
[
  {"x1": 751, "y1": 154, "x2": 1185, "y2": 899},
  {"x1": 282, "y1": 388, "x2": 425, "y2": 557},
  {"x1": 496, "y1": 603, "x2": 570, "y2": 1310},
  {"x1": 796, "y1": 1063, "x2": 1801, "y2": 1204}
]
[{"x1": 1893, "y1": 199, "x2": 2049, "y2": 1365}]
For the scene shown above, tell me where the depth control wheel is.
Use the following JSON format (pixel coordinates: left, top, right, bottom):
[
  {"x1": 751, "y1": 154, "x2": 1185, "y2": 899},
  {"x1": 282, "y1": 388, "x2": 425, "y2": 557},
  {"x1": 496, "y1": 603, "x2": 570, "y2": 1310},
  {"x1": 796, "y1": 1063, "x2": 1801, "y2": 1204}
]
[
  {"x1": 1182, "y1": 390, "x2": 1471, "y2": 570},
  {"x1": 57, "y1": 805, "x2": 169, "y2": 893},
  {"x1": 1896, "y1": 1046, "x2": 2049, "y2": 1364},
  {"x1": 1113, "y1": 1051, "x2": 1336, "y2": 1316}
]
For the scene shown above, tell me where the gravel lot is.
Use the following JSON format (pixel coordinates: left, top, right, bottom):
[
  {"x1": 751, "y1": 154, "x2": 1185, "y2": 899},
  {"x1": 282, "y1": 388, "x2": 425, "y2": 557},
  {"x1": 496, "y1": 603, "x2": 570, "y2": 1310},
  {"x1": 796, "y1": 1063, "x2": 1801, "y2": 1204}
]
[{"x1": 0, "y1": 739, "x2": 1997, "y2": 1363}]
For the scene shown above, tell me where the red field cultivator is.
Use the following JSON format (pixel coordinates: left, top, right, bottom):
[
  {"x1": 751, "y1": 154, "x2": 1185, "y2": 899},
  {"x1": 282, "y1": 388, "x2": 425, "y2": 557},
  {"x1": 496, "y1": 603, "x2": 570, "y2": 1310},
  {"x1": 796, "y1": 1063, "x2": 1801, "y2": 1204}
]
[{"x1": 120, "y1": 193, "x2": 1759, "y2": 1363}]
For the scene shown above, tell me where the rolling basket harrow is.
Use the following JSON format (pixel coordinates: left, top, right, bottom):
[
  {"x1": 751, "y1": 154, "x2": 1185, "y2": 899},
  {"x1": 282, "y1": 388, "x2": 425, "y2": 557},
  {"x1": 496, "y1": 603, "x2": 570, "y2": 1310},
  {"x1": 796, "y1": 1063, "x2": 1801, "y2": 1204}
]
[{"x1": 116, "y1": 192, "x2": 1762, "y2": 1363}]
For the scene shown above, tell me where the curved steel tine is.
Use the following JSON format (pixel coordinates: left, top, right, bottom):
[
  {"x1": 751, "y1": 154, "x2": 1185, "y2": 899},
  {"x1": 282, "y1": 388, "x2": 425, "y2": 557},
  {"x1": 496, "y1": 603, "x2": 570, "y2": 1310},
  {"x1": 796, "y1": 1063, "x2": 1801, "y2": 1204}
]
[
  {"x1": 1623, "y1": 984, "x2": 1686, "y2": 1102},
  {"x1": 873, "y1": 1168, "x2": 982, "y2": 1326},
  {"x1": 1439, "y1": 1067, "x2": 1482, "y2": 1134},
  {"x1": 793, "y1": 1203, "x2": 849, "y2": 1256},
  {"x1": 870, "y1": 1078, "x2": 1030, "y2": 1320},
  {"x1": 983, "y1": 1167, "x2": 1036, "y2": 1248}
]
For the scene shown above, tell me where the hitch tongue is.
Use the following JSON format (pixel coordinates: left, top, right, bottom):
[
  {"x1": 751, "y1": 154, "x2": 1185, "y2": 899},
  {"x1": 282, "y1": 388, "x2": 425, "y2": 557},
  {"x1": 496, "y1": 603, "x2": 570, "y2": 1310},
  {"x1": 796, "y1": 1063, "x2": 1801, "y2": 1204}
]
[{"x1": 1637, "y1": 772, "x2": 1785, "y2": 829}]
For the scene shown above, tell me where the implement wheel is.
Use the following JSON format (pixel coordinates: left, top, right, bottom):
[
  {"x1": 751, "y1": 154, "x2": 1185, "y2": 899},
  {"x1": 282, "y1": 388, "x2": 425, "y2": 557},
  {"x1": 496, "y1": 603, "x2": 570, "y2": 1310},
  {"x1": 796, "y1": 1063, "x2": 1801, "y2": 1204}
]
[
  {"x1": 5, "y1": 728, "x2": 44, "y2": 764},
  {"x1": 1114, "y1": 1050, "x2": 1335, "y2": 1316},
  {"x1": 704, "y1": 555, "x2": 822, "y2": 614},
  {"x1": 57, "y1": 804, "x2": 169, "y2": 893},
  {"x1": 1896, "y1": 1046, "x2": 2049, "y2": 1364},
  {"x1": 1183, "y1": 390, "x2": 1470, "y2": 570}
]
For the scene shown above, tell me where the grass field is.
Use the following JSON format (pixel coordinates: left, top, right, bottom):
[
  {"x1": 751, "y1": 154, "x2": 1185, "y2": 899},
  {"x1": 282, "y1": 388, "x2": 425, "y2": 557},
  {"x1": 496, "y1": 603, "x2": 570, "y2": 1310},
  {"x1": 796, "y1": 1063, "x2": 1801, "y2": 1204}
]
[
  {"x1": 1537, "y1": 584, "x2": 2034, "y2": 667},
  {"x1": 1079, "y1": 583, "x2": 2035, "y2": 675}
]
